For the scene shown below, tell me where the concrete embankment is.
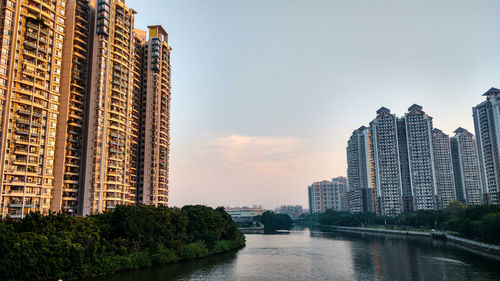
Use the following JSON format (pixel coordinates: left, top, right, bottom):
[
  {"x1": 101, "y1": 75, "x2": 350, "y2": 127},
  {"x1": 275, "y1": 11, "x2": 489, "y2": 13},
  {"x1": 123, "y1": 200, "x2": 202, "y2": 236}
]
[
  {"x1": 239, "y1": 226, "x2": 265, "y2": 234},
  {"x1": 446, "y1": 234, "x2": 500, "y2": 256},
  {"x1": 323, "y1": 225, "x2": 500, "y2": 257}
]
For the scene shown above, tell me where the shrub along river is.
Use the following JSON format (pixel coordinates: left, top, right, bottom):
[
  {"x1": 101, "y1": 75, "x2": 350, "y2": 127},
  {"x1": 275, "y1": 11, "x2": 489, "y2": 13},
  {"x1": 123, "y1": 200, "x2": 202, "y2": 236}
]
[{"x1": 86, "y1": 226, "x2": 500, "y2": 281}]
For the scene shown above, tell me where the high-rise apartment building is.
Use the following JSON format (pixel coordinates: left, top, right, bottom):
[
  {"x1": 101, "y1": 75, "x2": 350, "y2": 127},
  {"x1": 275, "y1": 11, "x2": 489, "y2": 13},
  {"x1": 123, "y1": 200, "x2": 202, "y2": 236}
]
[
  {"x1": 0, "y1": 0, "x2": 67, "y2": 218},
  {"x1": 431, "y1": 128, "x2": 456, "y2": 209},
  {"x1": 137, "y1": 25, "x2": 171, "y2": 206},
  {"x1": 81, "y1": 0, "x2": 141, "y2": 215},
  {"x1": 346, "y1": 126, "x2": 374, "y2": 213},
  {"x1": 308, "y1": 177, "x2": 347, "y2": 213},
  {"x1": 397, "y1": 117, "x2": 412, "y2": 212},
  {"x1": 403, "y1": 104, "x2": 437, "y2": 210},
  {"x1": 0, "y1": 0, "x2": 172, "y2": 219},
  {"x1": 451, "y1": 128, "x2": 483, "y2": 205},
  {"x1": 473, "y1": 87, "x2": 500, "y2": 205},
  {"x1": 51, "y1": 0, "x2": 93, "y2": 215},
  {"x1": 370, "y1": 107, "x2": 403, "y2": 216}
]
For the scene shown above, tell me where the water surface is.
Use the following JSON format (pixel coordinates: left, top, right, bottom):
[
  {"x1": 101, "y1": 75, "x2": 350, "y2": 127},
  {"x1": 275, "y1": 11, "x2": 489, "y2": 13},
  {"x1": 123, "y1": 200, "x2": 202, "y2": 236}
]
[{"x1": 87, "y1": 226, "x2": 500, "y2": 280}]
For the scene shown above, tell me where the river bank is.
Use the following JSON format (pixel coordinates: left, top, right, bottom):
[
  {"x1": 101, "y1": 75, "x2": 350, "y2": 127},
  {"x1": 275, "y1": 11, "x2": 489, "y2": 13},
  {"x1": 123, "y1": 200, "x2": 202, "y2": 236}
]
[
  {"x1": 321, "y1": 224, "x2": 500, "y2": 258},
  {"x1": 0, "y1": 205, "x2": 246, "y2": 281}
]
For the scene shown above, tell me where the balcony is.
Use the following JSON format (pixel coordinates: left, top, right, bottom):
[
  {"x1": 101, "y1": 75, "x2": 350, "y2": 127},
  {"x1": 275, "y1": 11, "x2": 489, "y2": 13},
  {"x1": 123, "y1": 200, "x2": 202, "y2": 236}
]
[
  {"x1": 17, "y1": 108, "x2": 31, "y2": 116},
  {"x1": 23, "y1": 40, "x2": 37, "y2": 49},
  {"x1": 16, "y1": 119, "x2": 30, "y2": 126},
  {"x1": 15, "y1": 128, "x2": 30, "y2": 136}
]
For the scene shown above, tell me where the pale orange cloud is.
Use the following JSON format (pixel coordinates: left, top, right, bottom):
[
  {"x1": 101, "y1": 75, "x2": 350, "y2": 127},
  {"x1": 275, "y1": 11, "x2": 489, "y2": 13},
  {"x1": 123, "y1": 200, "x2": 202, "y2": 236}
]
[{"x1": 199, "y1": 135, "x2": 307, "y2": 178}]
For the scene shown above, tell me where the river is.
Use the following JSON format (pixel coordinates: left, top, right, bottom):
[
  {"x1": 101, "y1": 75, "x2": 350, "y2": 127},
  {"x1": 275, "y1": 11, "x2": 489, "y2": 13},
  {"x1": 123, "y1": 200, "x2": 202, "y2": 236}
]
[{"x1": 86, "y1": 226, "x2": 500, "y2": 280}]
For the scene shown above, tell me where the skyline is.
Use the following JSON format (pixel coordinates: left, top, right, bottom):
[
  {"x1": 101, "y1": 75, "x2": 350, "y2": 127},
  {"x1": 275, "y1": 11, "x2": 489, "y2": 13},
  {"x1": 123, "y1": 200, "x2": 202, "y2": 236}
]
[{"x1": 129, "y1": 0, "x2": 500, "y2": 209}]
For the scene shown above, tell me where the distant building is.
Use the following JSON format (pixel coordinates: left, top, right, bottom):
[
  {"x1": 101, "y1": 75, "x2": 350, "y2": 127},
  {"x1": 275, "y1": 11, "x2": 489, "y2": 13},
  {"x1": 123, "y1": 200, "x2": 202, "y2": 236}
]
[
  {"x1": 451, "y1": 128, "x2": 483, "y2": 205},
  {"x1": 397, "y1": 117, "x2": 412, "y2": 212},
  {"x1": 346, "y1": 126, "x2": 374, "y2": 213},
  {"x1": 432, "y1": 129, "x2": 456, "y2": 209},
  {"x1": 403, "y1": 104, "x2": 438, "y2": 211},
  {"x1": 334, "y1": 177, "x2": 349, "y2": 212},
  {"x1": 275, "y1": 205, "x2": 304, "y2": 217},
  {"x1": 473, "y1": 87, "x2": 500, "y2": 205},
  {"x1": 308, "y1": 177, "x2": 347, "y2": 213},
  {"x1": 370, "y1": 107, "x2": 404, "y2": 216},
  {"x1": 225, "y1": 207, "x2": 266, "y2": 222}
]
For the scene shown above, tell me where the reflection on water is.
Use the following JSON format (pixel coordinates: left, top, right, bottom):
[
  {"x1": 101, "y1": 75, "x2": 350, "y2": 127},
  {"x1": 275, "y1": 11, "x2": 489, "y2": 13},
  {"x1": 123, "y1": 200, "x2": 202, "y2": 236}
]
[{"x1": 86, "y1": 226, "x2": 500, "y2": 281}]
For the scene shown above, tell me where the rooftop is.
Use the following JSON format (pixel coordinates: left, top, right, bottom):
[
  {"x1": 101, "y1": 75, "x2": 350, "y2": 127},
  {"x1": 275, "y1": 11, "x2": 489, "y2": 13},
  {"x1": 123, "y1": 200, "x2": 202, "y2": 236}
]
[
  {"x1": 408, "y1": 104, "x2": 423, "y2": 111},
  {"x1": 482, "y1": 87, "x2": 500, "y2": 96},
  {"x1": 454, "y1": 127, "x2": 468, "y2": 134},
  {"x1": 376, "y1": 107, "x2": 390, "y2": 114}
]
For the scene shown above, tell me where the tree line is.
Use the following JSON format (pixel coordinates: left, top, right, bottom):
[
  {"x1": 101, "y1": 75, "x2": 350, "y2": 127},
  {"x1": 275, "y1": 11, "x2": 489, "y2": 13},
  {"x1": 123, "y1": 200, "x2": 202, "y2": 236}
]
[
  {"x1": 0, "y1": 205, "x2": 246, "y2": 281},
  {"x1": 255, "y1": 211, "x2": 293, "y2": 231},
  {"x1": 302, "y1": 200, "x2": 500, "y2": 245}
]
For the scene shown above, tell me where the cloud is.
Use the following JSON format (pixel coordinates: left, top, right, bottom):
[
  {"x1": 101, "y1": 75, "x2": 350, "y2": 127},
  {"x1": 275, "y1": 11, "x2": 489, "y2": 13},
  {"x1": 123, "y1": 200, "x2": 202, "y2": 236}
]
[{"x1": 199, "y1": 135, "x2": 305, "y2": 177}]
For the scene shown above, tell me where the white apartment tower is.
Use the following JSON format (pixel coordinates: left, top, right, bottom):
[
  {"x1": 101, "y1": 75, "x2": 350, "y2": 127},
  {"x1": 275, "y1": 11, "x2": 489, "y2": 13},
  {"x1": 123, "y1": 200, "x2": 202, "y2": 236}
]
[
  {"x1": 370, "y1": 107, "x2": 403, "y2": 216},
  {"x1": 403, "y1": 104, "x2": 437, "y2": 210},
  {"x1": 431, "y1": 128, "x2": 456, "y2": 209},
  {"x1": 451, "y1": 127, "x2": 483, "y2": 205},
  {"x1": 473, "y1": 87, "x2": 500, "y2": 205}
]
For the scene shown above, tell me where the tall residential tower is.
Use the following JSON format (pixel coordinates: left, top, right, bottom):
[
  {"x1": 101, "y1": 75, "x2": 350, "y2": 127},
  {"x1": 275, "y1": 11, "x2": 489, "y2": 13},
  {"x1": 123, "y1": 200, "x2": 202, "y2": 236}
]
[
  {"x1": 0, "y1": 0, "x2": 67, "y2": 218},
  {"x1": 473, "y1": 87, "x2": 500, "y2": 205},
  {"x1": 80, "y1": 0, "x2": 141, "y2": 215},
  {"x1": 370, "y1": 107, "x2": 403, "y2": 216},
  {"x1": 403, "y1": 104, "x2": 437, "y2": 210},
  {"x1": 431, "y1": 128, "x2": 456, "y2": 209},
  {"x1": 451, "y1": 128, "x2": 483, "y2": 205},
  {"x1": 346, "y1": 126, "x2": 374, "y2": 213},
  {"x1": 51, "y1": 0, "x2": 94, "y2": 215},
  {"x1": 137, "y1": 25, "x2": 171, "y2": 206}
]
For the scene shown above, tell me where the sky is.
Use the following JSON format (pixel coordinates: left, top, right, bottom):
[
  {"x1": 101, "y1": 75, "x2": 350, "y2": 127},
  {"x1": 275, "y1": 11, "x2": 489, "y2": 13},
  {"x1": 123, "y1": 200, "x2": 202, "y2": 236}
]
[{"x1": 127, "y1": 0, "x2": 500, "y2": 209}]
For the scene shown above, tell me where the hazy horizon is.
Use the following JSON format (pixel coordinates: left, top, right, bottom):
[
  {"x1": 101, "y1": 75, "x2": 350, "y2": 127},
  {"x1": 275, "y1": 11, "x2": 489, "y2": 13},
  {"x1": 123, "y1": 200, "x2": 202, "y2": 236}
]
[{"x1": 128, "y1": 0, "x2": 500, "y2": 209}]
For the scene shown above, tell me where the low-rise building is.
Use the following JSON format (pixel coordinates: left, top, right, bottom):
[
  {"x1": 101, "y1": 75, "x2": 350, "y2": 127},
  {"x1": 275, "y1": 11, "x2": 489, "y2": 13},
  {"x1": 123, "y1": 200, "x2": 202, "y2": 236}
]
[{"x1": 225, "y1": 207, "x2": 266, "y2": 222}]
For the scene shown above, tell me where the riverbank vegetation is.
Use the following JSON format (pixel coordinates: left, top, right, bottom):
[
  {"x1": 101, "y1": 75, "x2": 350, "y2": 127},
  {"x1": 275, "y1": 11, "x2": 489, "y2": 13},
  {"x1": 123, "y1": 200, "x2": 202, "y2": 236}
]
[
  {"x1": 303, "y1": 201, "x2": 500, "y2": 245},
  {"x1": 0, "y1": 205, "x2": 245, "y2": 281},
  {"x1": 255, "y1": 211, "x2": 293, "y2": 231}
]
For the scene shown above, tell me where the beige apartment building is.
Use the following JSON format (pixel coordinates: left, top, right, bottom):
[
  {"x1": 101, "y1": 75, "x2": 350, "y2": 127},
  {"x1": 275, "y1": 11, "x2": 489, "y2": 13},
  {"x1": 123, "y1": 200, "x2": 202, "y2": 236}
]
[
  {"x1": 137, "y1": 25, "x2": 171, "y2": 206},
  {"x1": 51, "y1": 0, "x2": 93, "y2": 215},
  {"x1": 81, "y1": 0, "x2": 141, "y2": 215},
  {"x1": 0, "y1": 0, "x2": 171, "y2": 218},
  {"x1": 0, "y1": 0, "x2": 67, "y2": 218}
]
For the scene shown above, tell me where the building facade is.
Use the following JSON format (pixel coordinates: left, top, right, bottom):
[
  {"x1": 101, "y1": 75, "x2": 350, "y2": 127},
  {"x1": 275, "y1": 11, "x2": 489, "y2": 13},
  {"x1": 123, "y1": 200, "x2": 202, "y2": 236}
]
[
  {"x1": 473, "y1": 87, "x2": 500, "y2": 205},
  {"x1": 275, "y1": 205, "x2": 304, "y2": 217},
  {"x1": 51, "y1": 0, "x2": 94, "y2": 215},
  {"x1": 137, "y1": 25, "x2": 171, "y2": 206},
  {"x1": 431, "y1": 128, "x2": 456, "y2": 209},
  {"x1": 403, "y1": 104, "x2": 437, "y2": 211},
  {"x1": 225, "y1": 207, "x2": 266, "y2": 222},
  {"x1": 397, "y1": 117, "x2": 412, "y2": 212},
  {"x1": 308, "y1": 177, "x2": 347, "y2": 213},
  {"x1": 370, "y1": 107, "x2": 403, "y2": 216},
  {"x1": 346, "y1": 126, "x2": 374, "y2": 213},
  {"x1": 0, "y1": 0, "x2": 67, "y2": 218},
  {"x1": 0, "y1": 0, "x2": 172, "y2": 218},
  {"x1": 80, "y1": 0, "x2": 141, "y2": 215},
  {"x1": 451, "y1": 128, "x2": 483, "y2": 205}
]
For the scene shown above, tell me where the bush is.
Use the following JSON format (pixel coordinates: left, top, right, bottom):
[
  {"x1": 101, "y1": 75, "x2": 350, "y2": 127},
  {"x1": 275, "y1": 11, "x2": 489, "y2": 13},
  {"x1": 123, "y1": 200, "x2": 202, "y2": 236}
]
[
  {"x1": 0, "y1": 205, "x2": 246, "y2": 281},
  {"x1": 256, "y1": 211, "x2": 293, "y2": 231},
  {"x1": 181, "y1": 242, "x2": 210, "y2": 260}
]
